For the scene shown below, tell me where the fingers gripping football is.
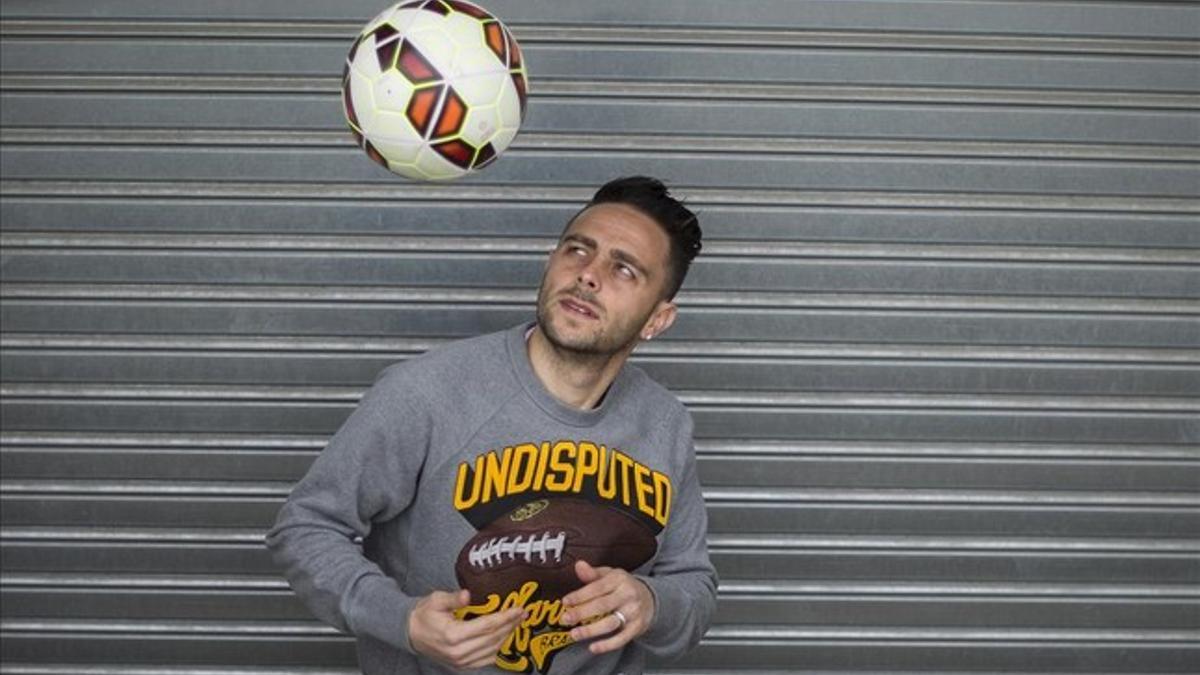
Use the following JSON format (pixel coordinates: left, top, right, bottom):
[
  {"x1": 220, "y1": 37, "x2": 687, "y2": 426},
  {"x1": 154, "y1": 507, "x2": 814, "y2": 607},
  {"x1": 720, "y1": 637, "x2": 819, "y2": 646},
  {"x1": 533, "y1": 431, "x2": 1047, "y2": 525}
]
[
  {"x1": 408, "y1": 589, "x2": 526, "y2": 670},
  {"x1": 560, "y1": 560, "x2": 657, "y2": 655}
]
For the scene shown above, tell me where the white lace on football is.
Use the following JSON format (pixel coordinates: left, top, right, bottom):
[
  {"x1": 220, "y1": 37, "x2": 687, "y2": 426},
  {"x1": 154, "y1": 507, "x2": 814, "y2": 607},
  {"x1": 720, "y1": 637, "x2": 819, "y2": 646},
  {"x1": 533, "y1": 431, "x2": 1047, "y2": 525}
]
[{"x1": 468, "y1": 531, "x2": 567, "y2": 569}]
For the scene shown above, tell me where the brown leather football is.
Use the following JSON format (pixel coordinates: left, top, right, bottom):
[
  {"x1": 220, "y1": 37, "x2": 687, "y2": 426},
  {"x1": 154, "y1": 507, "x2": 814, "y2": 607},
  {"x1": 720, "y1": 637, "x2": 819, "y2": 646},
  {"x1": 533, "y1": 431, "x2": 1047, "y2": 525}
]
[{"x1": 455, "y1": 497, "x2": 658, "y2": 604}]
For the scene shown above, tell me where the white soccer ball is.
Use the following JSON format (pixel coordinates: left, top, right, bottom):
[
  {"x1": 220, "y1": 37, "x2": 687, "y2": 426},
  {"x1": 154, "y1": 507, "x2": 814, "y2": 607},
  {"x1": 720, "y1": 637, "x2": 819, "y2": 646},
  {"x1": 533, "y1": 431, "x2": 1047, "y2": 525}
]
[{"x1": 341, "y1": 0, "x2": 529, "y2": 181}]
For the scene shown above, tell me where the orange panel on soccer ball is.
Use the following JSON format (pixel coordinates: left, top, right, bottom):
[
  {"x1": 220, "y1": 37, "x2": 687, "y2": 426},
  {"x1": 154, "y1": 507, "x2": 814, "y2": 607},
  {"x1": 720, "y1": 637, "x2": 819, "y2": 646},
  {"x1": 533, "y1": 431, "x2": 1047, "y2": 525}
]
[
  {"x1": 434, "y1": 89, "x2": 467, "y2": 137},
  {"x1": 398, "y1": 40, "x2": 440, "y2": 83},
  {"x1": 484, "y1": 22, "x2": 507, "y2": 62},
  {"x1": 406, "y1": 86, "x2": 442, "y2": 136}
]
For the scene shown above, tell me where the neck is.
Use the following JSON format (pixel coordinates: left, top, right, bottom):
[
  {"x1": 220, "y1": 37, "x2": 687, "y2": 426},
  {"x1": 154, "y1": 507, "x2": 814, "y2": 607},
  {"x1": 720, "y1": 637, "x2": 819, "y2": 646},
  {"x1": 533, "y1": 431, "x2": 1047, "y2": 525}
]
[{"x1": 526, "y1": 326, "x2": 632, "y2": 410}]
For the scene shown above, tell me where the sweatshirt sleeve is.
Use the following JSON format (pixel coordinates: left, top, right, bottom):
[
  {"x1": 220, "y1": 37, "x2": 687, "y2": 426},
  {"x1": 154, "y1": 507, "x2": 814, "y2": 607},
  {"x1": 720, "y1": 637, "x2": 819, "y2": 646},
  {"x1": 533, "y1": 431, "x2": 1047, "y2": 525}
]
[
  {"x1": 635, "y1": 409, "x2": 719, "y2": 659},
  {"x1": 264, "y1": 364, "x2": 426, "y2": 653}
]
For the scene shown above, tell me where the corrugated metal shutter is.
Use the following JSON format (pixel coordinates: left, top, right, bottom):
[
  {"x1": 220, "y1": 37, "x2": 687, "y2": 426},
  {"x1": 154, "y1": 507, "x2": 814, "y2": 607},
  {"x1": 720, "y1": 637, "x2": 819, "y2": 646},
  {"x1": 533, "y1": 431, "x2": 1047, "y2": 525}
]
[{"x1": 2, "y1": 0, "x2": 1197, "y2": 672}]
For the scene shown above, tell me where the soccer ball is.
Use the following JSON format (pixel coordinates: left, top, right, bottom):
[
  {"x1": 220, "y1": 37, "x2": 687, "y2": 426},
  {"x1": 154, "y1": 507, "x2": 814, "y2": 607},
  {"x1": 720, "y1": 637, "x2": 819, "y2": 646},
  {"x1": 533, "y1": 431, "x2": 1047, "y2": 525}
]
[{"x1": 341, "y1": 0, "x2": 529, "y2": 181}]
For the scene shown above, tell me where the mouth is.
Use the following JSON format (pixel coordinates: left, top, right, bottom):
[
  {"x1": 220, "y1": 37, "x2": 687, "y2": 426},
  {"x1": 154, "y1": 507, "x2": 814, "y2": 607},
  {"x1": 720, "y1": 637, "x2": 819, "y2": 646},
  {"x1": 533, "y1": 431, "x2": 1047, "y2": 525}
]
[{"x1": 559, "y1": 295, "x2": 600, "y2": 320}]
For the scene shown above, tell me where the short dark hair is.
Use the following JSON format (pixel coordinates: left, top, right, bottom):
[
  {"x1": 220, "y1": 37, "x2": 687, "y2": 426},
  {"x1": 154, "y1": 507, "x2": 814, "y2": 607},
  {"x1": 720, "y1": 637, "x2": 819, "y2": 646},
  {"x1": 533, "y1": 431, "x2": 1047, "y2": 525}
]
[{"x1": 578, "y1": 176, "x2": 702, "y2": 300}]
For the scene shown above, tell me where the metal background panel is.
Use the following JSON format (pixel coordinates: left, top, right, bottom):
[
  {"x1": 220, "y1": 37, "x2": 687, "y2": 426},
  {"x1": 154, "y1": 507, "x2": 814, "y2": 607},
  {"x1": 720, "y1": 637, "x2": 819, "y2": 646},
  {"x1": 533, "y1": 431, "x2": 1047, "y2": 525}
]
[{"x1": 1, "y1": 0, "x2": 1197, "y2": 673}]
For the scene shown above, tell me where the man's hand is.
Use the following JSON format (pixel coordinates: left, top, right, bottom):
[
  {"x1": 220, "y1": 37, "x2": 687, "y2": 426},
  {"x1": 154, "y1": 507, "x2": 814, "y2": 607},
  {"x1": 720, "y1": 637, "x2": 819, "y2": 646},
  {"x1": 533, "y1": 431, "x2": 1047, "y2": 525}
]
[
  {"x1": 559, "y1": 560, "x2": 656, "y2": 655},
  {"x1": 408, "y1": 589, "x2": 525, "y2": 671}
]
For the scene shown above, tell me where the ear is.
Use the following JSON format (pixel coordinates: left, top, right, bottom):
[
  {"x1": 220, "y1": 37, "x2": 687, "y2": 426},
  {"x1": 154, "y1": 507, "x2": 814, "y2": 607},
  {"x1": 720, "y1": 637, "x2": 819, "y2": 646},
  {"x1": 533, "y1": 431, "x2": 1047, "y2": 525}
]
[{"x1": 640, "y1": 301, "x2": 677, "y2": 341}]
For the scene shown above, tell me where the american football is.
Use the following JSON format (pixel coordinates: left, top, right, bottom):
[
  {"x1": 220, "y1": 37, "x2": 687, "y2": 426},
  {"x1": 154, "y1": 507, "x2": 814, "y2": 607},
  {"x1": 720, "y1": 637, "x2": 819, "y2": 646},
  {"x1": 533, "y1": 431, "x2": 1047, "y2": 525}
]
[{"x1": 455, "y1": 497, "x2": 658, "y2": 603}]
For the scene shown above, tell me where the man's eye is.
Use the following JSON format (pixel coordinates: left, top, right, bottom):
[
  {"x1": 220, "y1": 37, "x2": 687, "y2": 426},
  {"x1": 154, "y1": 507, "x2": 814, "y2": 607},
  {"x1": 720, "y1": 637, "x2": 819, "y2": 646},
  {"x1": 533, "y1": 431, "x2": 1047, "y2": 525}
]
[{"x1": 617, "y1": 264, "x2": 636, "y2": 279}]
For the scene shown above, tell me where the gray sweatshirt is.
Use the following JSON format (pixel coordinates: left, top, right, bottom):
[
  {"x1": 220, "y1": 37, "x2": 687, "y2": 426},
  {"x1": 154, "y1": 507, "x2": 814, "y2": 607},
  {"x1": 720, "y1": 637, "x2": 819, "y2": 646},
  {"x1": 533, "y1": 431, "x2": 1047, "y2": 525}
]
[{"x1": 266, "y1": 323, "x2": 718, "y2": 674}]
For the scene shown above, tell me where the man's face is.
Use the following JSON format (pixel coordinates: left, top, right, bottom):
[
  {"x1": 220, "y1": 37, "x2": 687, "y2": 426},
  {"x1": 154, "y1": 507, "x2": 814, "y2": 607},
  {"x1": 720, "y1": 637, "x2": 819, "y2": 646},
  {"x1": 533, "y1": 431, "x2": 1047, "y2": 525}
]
[{"x1": 535, "y1": 202, "x2": 676, "y2": 356}]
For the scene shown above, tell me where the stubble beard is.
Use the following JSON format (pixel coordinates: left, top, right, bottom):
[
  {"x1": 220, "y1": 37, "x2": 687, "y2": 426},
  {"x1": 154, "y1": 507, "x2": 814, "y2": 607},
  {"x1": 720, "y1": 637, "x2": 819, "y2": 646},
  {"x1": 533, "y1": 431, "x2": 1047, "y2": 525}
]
[{"x1": 535, "y1": 282, "x2": 644, "y2": 359}]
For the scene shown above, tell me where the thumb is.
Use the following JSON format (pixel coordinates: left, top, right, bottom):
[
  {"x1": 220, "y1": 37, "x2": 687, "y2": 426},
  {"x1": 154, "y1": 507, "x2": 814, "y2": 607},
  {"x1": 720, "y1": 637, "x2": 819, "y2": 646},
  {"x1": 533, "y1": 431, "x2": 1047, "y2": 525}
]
[
  {"x1": 456, "y1": 588, "x2": 472, "y2": 607},
  {"x1": 574, "y1": 559, "x2": 600, "y2": 583},
  {"x1": 427, "y1": 589, "x2": 470, "y2": 612}
]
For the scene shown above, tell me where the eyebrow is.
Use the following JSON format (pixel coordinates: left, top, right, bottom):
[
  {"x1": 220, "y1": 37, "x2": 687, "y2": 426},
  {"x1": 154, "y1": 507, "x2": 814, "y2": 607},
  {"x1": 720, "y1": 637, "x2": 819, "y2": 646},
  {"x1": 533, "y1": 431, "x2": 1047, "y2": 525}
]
[{"x1": 561, "y1": 233, "x2": 652, "y2": 279}]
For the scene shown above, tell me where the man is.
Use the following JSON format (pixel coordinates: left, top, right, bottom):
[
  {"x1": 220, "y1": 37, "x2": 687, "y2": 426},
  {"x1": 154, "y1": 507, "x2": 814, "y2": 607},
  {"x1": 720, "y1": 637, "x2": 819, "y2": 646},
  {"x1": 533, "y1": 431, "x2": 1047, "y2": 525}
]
[{"x1": 266, "y1": 176, "x2": 717, "y2": 674}]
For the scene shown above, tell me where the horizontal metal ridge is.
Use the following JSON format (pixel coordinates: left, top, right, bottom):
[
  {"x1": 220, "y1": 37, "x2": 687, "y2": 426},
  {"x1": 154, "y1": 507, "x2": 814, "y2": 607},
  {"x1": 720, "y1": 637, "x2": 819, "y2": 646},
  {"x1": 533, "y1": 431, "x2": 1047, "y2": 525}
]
[
  {"x1": 0, "y1": 666, "x2": 356, "y2": 675},
  {"x1": 4, "y1": 433, "x2": 1194, "y2": 460},
  {"x1": 4, "y1": 481, "x2": 1196, "y2": 507},
  {"x1": 693, "y1": 440, "x2": 1200, "y2": 460},
  {"x1": 0, "y1": 334, "x2": 438, "y2": 355},
  {"x1": 506, "y1": 26, "x2": 1200, "y2": 57},
  {"x1": 0, "y1": 231, "x2": 550, "y2": 255},
  {"x1": 680, "y1": 390, "x2": 1200, "y2": 413},
  {"x1": 3, "y1": 619, "x2": 1197, "y2": 643},
  {"x1": 5, "y1": 128, "x2": 1200, "y2": 163},
  {"x1": 0, "y1": 574, "x2": 287, "y2": 590},
  {"x1": 4, "y1": 527, "x2": 1194, "y2": 553},
  {"x1": 4, "y1": 231, "x2": 1198, "y2": 263},
  {"x1": 703, "y1": 626, "x2": 1200, "y2": 643},
  {"x1": 0, "y1": 383, "x2": 361, "y2": 402},
  {"x1": 0, "y1": 619, "x2": 341, "y2": 636},
  {"x1": 707, "y1": 534, "x2": 1200, "y2": 553},
  {"x1": 702, "y1": 487, "x2": 1200, "y2": 507},
  {"x1": 540, "y1": 79, "x2": 1200, "y2": 109},
  {"x1": 3, "y1": 74, "x2": 1197, "y2": 109},
  {"x1": 576, "y1": 667, "x2": 1176, "y2": 672},
  {"x1": 6, "y1": 573, "x2": 1195, "y2": 599},
  {"x1": 5, "y1": 333, "x2": 1197, "y2": 364},
  {"x1": 716, "y1": 581, "x2": 1200, "y2": 598},
  {"x1": 4, "y1": 180, "x2": 1196, "y2": 213},
  {"x1": 0, "y1": 283, "x2": 507, "y2": 303},
  {"x1": 4, "y1": 283, "x2": 1198, "y2": 314},
  {"x1": 3, "y1": 20, "x2": 1196, "y2": 56},
  {"x1": 0, "y1": 527, "x2": 265, "y2": 543},
  {"x1": 3, "y1": 383, "x2": 1197, "y2": 413},
  {"x1": 0, "y1": 480, "x2": 288, "y2": 497},
  {"x1": 0, "y1": 432, "x2": 327, "y2": 450}
]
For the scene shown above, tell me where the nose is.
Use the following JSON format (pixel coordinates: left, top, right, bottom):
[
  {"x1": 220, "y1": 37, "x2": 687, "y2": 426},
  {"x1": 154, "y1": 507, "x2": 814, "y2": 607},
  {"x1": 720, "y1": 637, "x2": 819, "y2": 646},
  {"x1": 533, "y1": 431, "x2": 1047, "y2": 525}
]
[{"x1": 577, "y1": 259, "x2": 600, "y2": 291}]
